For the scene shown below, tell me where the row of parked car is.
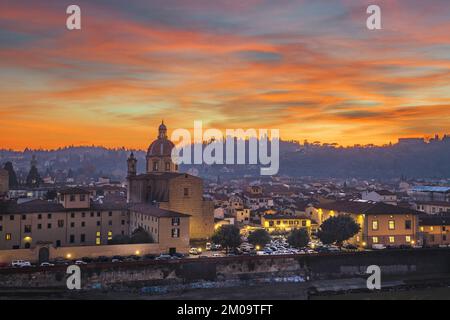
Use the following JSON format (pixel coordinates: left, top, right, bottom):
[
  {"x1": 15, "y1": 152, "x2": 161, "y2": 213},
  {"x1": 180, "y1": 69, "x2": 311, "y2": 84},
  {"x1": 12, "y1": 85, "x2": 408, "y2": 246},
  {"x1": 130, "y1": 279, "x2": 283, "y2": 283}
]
[{"x1": 5, "y1": 252, "x2": 189, "y2": 268}]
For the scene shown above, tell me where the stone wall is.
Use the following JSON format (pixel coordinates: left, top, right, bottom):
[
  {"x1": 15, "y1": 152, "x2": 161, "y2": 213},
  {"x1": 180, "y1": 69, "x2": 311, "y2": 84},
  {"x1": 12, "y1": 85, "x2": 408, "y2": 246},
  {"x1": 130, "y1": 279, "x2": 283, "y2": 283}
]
[{"x1": 0, "y1": 249, "x2": 449, "y2": 290}]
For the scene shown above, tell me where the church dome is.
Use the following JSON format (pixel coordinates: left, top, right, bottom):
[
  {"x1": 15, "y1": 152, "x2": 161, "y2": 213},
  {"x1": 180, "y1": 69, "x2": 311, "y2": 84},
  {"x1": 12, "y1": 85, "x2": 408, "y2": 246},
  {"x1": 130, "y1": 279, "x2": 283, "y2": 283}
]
[
  {"x1": 147, "y1": 139, "x2": 175, "y2": 157},
  {"x1": 147, "y1": 121, "x2": 175, "y2": 157}
]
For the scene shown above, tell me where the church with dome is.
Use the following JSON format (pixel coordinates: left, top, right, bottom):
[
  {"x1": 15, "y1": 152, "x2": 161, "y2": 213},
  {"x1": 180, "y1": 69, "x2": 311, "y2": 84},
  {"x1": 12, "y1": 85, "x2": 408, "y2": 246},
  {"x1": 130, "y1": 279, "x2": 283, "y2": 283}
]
[{"x1": 126, "y1": 122, "x2": 214, "y2": 240}]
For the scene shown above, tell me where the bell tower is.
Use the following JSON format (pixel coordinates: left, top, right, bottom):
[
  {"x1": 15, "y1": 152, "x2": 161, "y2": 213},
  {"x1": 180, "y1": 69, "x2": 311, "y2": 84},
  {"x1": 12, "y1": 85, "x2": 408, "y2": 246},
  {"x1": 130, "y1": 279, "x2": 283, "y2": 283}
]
[{"x1": 127, "y1": 152, "x2": 137, "y2": 177}]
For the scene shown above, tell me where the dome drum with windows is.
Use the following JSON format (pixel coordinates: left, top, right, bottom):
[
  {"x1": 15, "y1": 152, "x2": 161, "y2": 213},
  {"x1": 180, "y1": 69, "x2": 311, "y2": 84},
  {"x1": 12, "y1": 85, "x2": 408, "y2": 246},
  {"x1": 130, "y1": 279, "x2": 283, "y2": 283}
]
[{"x1": 127, "y1": 121, "x2": 178, "y2": 175}]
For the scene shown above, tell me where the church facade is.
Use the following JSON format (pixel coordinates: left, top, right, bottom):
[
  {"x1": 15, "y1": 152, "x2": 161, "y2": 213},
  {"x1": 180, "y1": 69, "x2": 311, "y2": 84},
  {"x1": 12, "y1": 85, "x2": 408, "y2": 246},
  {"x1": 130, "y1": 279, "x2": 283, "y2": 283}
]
[{"x1": 127, "y1": 122, "x2": 214, "y2": 240}]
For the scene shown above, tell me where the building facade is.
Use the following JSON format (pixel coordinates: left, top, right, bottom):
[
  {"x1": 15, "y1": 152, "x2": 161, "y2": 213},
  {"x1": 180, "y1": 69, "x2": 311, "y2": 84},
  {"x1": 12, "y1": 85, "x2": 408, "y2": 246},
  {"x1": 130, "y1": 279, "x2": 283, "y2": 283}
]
[
  {"x1": 127, "y1": 122, "x2": 214, "y2": 240},
  {"x1": 261, "y1": 214, "x2": 311, "y2": 233},
  {"x1": 314, "y1": 201, "x2": 420, "y2": 248},
  {"x1": 419, "y1": 214, "x2": 450, "y2": 246},
  {"x1": 0, "y1": 188, "x2": 129, "y2": 250}
]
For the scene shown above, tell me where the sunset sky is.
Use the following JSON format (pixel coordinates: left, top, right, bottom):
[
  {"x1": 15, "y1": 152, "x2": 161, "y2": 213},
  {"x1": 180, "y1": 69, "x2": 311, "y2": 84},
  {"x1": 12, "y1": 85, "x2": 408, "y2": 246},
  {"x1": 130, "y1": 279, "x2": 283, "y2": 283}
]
[{"x1": 1, "y1": 0, "x2": 450, "y2": 150}]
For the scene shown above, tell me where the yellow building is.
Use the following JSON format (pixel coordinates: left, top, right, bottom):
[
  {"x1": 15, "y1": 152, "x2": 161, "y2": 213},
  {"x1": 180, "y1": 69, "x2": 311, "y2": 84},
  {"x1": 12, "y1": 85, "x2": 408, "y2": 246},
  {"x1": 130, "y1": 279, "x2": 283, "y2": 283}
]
[
  {"x1": 261, "y1": 214, "x2": 311, "y2": 233},
  {"x1": 315, "y1": 201, "x2": 420, "y2": 248},
  {"x1": 419, "y1": 214, "x2": 450, "y2": 246}
]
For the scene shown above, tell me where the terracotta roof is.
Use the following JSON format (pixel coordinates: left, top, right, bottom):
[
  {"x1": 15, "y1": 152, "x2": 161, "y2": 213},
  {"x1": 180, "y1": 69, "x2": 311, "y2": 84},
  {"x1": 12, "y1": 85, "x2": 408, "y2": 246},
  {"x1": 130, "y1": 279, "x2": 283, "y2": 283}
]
[
  {"x1": 0, "y1": 199, "x2": 128, "y2": 215},
  {"x1": 317, "y1": 201, "x2": 420, "y2": 215},
  {"x1": 130, "y1": 203, "x2": 190, "y2": 218},
  {"x1": 263, "y1": 214, "x2": 310, "y2": 220},
  {"x1": 58, "y1": 187, "x2": 90, "y2": 195},
  {"x1": 419, "y1": 214, "x2": 450, "y2": 226}
]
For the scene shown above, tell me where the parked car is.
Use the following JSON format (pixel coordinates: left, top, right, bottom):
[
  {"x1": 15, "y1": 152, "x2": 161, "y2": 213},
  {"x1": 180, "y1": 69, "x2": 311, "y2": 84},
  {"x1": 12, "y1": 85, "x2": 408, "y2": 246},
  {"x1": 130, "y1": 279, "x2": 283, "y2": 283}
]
[
  {"x1": 372, "y1": 244, "x2": 387, "y2": 250},
  {"x1": 40, "y1": 262, "x2": 55, "y2": 267},
  {"x1": 11, "y1": 260, "x2": 31, "y2": 268},
  {"x1": 155, "y1": 254, "x2": 172, "y2": 260},
  {"x1": 74, "y1": 260, "x2": 87, "y2": 265},
  {"x1": 189, "y1": 248, "x2": 201, "y2": 255}
]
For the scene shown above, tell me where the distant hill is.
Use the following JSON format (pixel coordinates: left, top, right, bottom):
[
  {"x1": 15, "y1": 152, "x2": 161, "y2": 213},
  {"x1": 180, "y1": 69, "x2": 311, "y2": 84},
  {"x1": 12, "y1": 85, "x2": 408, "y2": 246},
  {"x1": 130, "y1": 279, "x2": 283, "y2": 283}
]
[{"x1": 1, "y1": 138, "x2": 450, "y2": 182}]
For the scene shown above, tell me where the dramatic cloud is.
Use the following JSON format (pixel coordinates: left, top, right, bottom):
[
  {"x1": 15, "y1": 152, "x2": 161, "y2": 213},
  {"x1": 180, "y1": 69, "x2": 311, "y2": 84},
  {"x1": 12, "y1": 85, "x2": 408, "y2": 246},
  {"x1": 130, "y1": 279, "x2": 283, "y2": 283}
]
[{"x1": 0, "y1": 0, "x2": 449, "y2": 149}]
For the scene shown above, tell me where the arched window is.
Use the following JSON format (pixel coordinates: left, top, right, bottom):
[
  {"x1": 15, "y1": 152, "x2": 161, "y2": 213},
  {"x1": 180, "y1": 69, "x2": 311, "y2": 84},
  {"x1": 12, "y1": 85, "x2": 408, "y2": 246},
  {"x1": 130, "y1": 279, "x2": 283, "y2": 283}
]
[
  {"x1": 153, "y1": 161, "x2": 159, "y2": 171},
  {"x1": 165, "y1": 162, "x2": 171, "y2": 171}
]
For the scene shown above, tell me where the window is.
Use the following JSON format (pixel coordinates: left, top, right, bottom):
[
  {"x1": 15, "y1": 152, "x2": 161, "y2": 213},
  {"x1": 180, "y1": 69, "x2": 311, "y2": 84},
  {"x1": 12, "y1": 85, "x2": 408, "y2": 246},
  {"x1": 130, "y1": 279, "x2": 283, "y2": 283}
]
[
  {"x1": 121, "y1": 220, "x2": 125, "y2": 225},
  {"x1": 97, "y1": 212, "x2": 101, "y2": 217},
  {"x1": 96, "y1": 231, "x2": 101, "y2": 237},
  {"x1": 108, "y1": 231, "x2": 113, "y2": 240},
  {"x1": 388, "y1": 220, "x2": 395, "y2": 230},
  {"x1": 70, "y1": 195, "x2": 75, "y2": 201},
  {"x1": 47, "y1": 223, "x2": 52, "y2": 229},
  {"x1": 108, "y1": 220, "x2": 112, "y2": 226},
  {"x1": 165, "y1": 162, "x2": 171, "y2": 171},
  {"x1": 58, "y1": 220, "x2": 64, "y2": 228},
  {"x1": 389, "y1": 236, "x2": 395, "y2": 243},
  {"x1": 0, "y1": 226, "x2": 2, "y2": 232},
  {"x1": 22, "y1": 215, "x2": 26, "y2": 220},
  {"x1": 9, "y1": 215, "x2": 14, "y2": 221},
  {"x1": 80, "y1": 234, "x2": 85, "y2": 243},
  {"x1": 302, "y1": 220, "x2": 307, "y2": 227},
  {"x1": 183, "y1": 188, "x2": 189, "y2": 197},
  {"x1": 405, "y1": 220, "x2": 412, "y2": 230},
  {"x1": 96, "y1": 238, "x2": 101, "y2": 245},
  {"x1": 406, "y1": 236, "x2": 411, "y2": 243},
  {"x1": 70, "y1": 235, "x2": 75, "y2": 243},
  {"x1": 372, "y1": 220, "x2": 379, "y2": 231},
  {"x1": 90, "y1": 212, "x2": 94, "y2": 217},
  {"x1": 82, "y1": 212, "x2": 85, "y2": 218},
  {"x1": 70, "y1": 222, "x2": 75, "y2": 228},
  {"x1": 38, "y1": 214, "x2": 42, "y2": 220},
  {"x1": 24, "y1": 225, "x2": 32, "y2": 233},
  {"x1": 48, "y1": 213, "x2": 52, "y2": 219},
  {"x1": 153, "y1": 161, "x2": 159, "y2": 171},
  {"x1": 5, "y1": 233, "x2": 11, "y2": 241},
  {"x1": 80, "y1": 194, "x2": 86, "y2": 201},
  {"x1": 108, "y1": 211, "x2": 112, "y2": 217},
  {"x1": 171, "y1": 228, "x2": 180, "y2": 238},
  {"x1": 70, "y1": 213, "x2": 75, "y2": 218},
  {"x1": 172, "y1": 218, "x2": 180, "y2": 226},
  {"x1": 56, "y1": 240, "x2": 61, "y2": 247},
  {"x1": 372, "y1": 237, "x2": 379, "y2": 244},
  {"x1": 81, "y1": 221, "x2": 85, "y2": 227},
  {"x1": 97, "y1": 221, "x2": 101, "y2": 226},
  {"x1": 37, "y1": 224, "x2": 42, "y2": 230}
]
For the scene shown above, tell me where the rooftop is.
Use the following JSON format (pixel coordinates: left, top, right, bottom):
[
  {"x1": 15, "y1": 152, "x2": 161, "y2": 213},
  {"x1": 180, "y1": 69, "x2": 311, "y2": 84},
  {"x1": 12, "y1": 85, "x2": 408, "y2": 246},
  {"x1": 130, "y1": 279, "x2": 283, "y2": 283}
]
[
  {"x1": 317, "y1": 200, "x2": 421, "y2": 215},
  {"x1": 411, "y1": 186, "x2": 450, "y2": 193},
  {"x1": 130, "y1": 203, "x2": 190, "y2": 218}
]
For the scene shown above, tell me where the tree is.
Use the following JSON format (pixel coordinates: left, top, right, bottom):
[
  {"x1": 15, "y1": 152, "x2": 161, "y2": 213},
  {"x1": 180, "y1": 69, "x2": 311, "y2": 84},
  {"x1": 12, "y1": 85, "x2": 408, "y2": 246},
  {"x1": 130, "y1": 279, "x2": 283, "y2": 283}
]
[
  {"x1": 130, "y1": 227, "x2": 154, "y2": 244},
  {"x1": 211, "y1": 225, "x2": 241, "y2": 253},
  {"x1": 44, "y1": 189, "x2": 57, "y2": 201},
  {"x1": 317, "y1": 215, "x2": 360, "y2": 246},
  {"x1": 248, "y1": 229, "x2": 271, "y2": 248},
  {"x1": 3, "y1": 162, "x2": 18, "y2": 188},
  {"x1": 287, "y1": 228, "x2": 310, "y2": 248},
  {"x1": 26, "y1": 166, "x2": 42, "y2": 187}
]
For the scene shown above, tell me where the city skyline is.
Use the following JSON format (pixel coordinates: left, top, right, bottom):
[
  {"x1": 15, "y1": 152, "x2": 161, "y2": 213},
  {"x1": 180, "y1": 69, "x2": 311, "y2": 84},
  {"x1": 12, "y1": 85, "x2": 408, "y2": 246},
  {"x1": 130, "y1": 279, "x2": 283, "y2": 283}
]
[{"x1": 1, "y1": 0, "x2": 450, "y2": 150}]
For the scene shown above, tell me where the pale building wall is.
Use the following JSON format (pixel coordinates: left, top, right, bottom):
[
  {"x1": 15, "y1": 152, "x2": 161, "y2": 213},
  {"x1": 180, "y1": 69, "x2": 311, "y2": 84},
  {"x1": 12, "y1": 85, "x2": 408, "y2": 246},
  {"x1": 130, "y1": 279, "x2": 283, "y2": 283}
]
[
  {"x1": 0, "y1": 210, "x2": 129, "y2": 250},
  {"x1": 0, "y1": 243, "x2": 172, "y2": 264},
  {"x1": 59, "y1": 193, "x2": 90, "y2": 209},
  {"x1": 167, "y1": 175, "x2": 213, "y2": 239}
]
